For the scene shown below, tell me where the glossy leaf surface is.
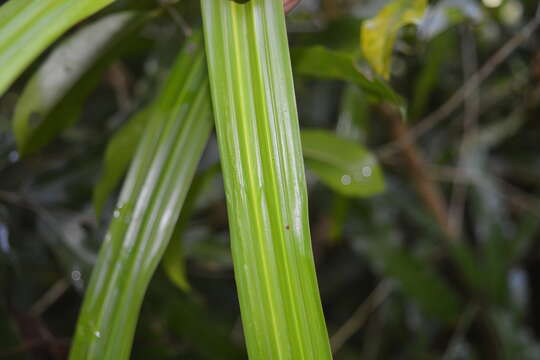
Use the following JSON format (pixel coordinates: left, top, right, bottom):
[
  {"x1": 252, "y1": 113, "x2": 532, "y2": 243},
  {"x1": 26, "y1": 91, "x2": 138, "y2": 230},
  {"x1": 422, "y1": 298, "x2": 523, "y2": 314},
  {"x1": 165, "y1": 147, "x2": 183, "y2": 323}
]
[
  {"x1": 201, "y1": 0, "x2": 332, "y2": 358},
  {"x1": 0, "y1": 0, "x2": 115, "y2": 96},
  {"x1": 302, "y1": 130, "x2": 384, "y2": 197},
  {"x1": 361, "y1": 0, "x2": 427, "y2": 78},
  {"x1": 69, "y1": 33, "x2": 212, "y2": 360}
]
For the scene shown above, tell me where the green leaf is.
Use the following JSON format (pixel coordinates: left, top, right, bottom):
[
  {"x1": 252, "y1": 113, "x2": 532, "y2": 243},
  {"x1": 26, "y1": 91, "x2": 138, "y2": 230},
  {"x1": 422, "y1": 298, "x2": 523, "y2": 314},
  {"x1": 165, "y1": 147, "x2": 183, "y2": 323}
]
[
  {"x1": 12, "y1": 12, "x2": 150, "y2": 156},
  {"x1": 410, "y1": 30, "x2": 455, "y2": 119},
  {"x1": 93, "y1": 106, "x2": 151, "y2": 216},
  {"x1": 200, "y1": 0, "x2": 332, "y2": 359},
  {"x1": 161, "y1": 164, "x2": 220, "y2": 292},
  {"x1": 69, "y1": 32, "x2": 213, "y2": 360},
  {"x1": 336, "y1": 85, "x2": 370, "y2": 142},
  {"x1": 0, "y1": 0, "x2": 116, "y2": 96},
  {"x1": 302, "y1": 129, "x2": 385, "y2": 197},
  {"x1": 368, "y1": 241, "x2": 462, "y2": 323},
  {"x1": 361, "y1": 0, "x2": 427, "y2": 79},
  {"x1": 292, "y1": 45, "x2": 404, "y2": 107}
]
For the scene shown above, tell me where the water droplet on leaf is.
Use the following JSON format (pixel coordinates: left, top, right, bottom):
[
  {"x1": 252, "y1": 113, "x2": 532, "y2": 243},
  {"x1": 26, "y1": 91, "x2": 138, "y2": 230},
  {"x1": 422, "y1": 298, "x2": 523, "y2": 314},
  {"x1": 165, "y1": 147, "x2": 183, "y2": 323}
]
[{"x1": 341, "y1": 174, "x2": 352, "y2": 185}]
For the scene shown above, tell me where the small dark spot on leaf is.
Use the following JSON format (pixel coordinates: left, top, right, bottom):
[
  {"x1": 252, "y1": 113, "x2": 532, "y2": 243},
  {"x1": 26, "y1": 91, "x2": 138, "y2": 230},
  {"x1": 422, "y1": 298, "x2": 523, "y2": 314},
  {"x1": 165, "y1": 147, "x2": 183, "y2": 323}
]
[
  {"x1": 285, "y1": 225, "x2": 290, "y2": 230},
  {"x1": 29, "y1": 112, "x2": 43, "y2": 128},
  {"x1": 186, "y1": 43, "x2": 198, "y2": 54}
]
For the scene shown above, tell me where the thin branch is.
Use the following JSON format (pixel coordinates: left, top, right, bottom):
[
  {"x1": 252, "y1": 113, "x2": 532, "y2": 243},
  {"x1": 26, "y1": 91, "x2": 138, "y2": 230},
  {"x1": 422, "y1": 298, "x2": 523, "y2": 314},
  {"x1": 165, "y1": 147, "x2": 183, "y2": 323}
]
[
  {"x1": 448, "y1": 25, "x2": 480, "y2": 237},
  {"x1": 159, "y1": 0, "x2": 193, "y2": 37},
  {"x1": 330, "y1": 280, "x2": 393, "y2": 353},
  {"x1": 377, "y1": 7, "x2": 540, "y2": 160},
  {"x1": 380, "y1": 105, "x2": 456, "y2": 239},
  {"x1": 29, "y1": 279, "x2": 70, "y2": 317},
  {"x1": 442, "y1": 305, "x2": 478, "y2": 360}
]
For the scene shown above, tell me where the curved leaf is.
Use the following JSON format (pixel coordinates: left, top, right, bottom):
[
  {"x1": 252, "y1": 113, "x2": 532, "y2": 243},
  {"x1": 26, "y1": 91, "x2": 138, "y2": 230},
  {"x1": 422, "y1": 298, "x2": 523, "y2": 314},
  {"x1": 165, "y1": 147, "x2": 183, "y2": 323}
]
[
  {"x1": 162, "y1": 164, "x2": 220, "y2": 292},
  {"x1": 201, "y1": 0, "x2": 332, "y2": 359},
  {"x1": 13, "y1": 12, "x2": 150, "y2": 156},
  {"x1": 69, "y1": 33, "x2": 213, "y2": 360},
  {"x1": 93, "y1": 106, "x2": 151, "y2": 216},
  {"x1": 361, "y1": 0, "x2": 427, "y2": 79},
  {"x1": 302, "y1": 129, "x2": 385, "y2": 197},
  {"x1": 0, "y1": 0, "x2": 115, "y2": 96}
]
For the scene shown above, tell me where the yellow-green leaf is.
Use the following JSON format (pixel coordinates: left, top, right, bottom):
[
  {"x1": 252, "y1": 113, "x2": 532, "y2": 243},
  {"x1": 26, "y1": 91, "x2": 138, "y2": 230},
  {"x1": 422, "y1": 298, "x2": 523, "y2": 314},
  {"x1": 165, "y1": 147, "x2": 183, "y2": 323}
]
[{"x1": 361, "y1": 0, "x2": 427, "y2": 79}]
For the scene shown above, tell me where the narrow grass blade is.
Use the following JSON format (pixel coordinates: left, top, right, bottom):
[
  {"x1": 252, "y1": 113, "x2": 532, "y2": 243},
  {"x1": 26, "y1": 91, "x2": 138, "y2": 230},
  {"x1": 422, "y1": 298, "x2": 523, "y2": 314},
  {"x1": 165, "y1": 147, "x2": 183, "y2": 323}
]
[
  {"x1": 69, "y1": 33, "x2": 212, "y2": 360},
  {"x1": 0, "y1": 0, "x2": 116, "y2": 96},
  {"x1": 201, "y1": 1, "x2": 332, "y2": 359}
]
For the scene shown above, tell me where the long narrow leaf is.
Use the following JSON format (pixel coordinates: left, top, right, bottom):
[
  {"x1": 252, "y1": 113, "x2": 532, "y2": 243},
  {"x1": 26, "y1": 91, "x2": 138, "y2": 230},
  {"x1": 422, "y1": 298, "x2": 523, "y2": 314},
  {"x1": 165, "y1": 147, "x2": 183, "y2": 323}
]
[
  {"x1": 69, "y1": 33, "x2": 212, "y2": 360},
  {"x1": 0, "y1": 0, "x2": 116, "y2": 96},
  {"x1": 201, "y1": 1, "x2": 332, "y2": 359}
]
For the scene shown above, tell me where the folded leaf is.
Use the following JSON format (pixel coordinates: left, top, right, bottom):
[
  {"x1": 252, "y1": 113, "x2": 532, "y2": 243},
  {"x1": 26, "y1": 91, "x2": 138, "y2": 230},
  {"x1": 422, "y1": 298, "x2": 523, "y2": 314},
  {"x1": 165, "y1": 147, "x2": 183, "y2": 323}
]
[
  {"x1": 0, "y1": 0, "x2": 116, "y2": 96},
  {"x1": 302, "y1": 129, "x2": 385, "y2": 197},
  {"x1": 201, "y1": 0, "x2": 332, "y2": 358},
  {"x1": 69, "y1": 33, "x2": 213, "y2": 360}
]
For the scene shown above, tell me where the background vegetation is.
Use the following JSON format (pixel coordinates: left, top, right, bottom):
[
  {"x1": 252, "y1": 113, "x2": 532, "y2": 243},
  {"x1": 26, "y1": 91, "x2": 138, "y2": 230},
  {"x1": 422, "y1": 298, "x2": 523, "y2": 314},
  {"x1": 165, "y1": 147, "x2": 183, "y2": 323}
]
[{"x1": 1, "y1": 0, "x2": 540, "y2": 359}]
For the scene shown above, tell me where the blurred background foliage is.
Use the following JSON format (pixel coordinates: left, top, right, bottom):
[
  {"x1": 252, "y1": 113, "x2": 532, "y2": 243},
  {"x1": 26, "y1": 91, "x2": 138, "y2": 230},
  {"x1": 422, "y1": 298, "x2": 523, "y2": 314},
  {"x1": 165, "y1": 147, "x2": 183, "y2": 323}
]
[{"x1": 1, "y1": 0, "x2": 540, "y2": 359}]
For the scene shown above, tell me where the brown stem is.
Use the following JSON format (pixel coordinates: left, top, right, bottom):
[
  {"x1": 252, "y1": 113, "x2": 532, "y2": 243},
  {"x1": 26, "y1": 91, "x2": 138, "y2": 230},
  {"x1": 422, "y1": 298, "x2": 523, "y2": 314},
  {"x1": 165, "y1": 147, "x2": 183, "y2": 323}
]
[
  {"x1": 379, "y1": 104, "x2": 456, "y2": 239},
  {"x1": 378, "y1": 104, "x2": 503, "y2": 360}
]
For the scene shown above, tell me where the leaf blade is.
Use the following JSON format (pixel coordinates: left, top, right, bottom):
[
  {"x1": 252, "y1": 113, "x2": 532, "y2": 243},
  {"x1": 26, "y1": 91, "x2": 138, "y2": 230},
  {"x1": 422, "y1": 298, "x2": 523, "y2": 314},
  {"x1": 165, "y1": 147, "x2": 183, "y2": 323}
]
[
  {"x1": 69, "y1": 33, "x2": 213, "y2": 360},
  {"x1": 201, "y1": 0, "x2": 332, "y2": 358}
]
